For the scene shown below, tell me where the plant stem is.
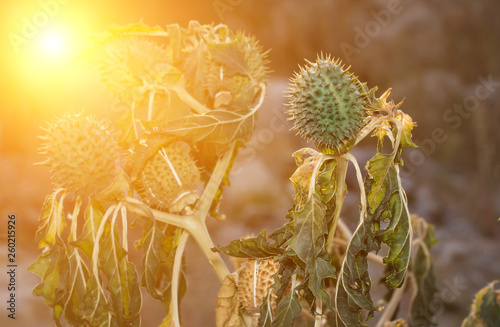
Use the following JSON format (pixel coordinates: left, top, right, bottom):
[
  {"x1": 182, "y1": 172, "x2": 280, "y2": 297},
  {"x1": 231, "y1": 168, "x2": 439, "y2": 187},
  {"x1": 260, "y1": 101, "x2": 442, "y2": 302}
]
[
  {"x1": 173, "y1": 86, "x2": 210, "y2": 114},
  {"x1": 196, "y1": 141, "x2": 236, "y2": 222},
  {"x1": 147, "y1": 89, "x2": 155, "y2": 121},
  {"x1": 375, "y1": 273, "x2": 408, "y2": 327},
  {"x1": 124, "y1": 197, "x2": 190, "y2": 230},
  {"x1": 184, "y1": 217, "x2": 230, "y2": 282},
  {"x1": 171, "y1": 230, "x2": 189, "y2": 327},
  {"x1": 314, "y1": 300, "x2": 323, "y2": 327},
  {"x1": 326, "y1": 156, "x2": 348, "y2": 251}
]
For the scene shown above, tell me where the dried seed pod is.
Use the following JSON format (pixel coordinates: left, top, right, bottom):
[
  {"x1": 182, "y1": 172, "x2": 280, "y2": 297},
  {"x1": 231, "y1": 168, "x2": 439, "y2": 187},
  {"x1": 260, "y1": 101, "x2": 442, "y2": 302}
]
[
  {"x1": 237, "y1": 258, "x2": 279, "y2": 315},
  {"x1": 38, "y1": 112, "x2": 120, "y2": 196},
  {"x1": 286, "y1": 54, "x2": 370, "y2": 154},
  {"x1": 136, "y1": 141, "x2": 201, "y2": 213},
  {"x1": 93, "y1": 37, "x2": 176, "y2": 103}
]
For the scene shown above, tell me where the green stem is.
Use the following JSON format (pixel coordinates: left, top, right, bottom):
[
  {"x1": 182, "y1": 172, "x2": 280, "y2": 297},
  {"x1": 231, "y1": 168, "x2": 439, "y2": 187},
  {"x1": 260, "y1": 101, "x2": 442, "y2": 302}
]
[
  {"x1": 171, "y1": 231, "x2": 189, "y2": 327},
  {"x1": 173, "y1": 86, "x2": 210, "y2": 114},
  {"x1": 158, "y1": 76, "x2": 210, "y2": 114},
  {"x1": 125, "y1": 196, "x2": 230, "y2": 281},
  {"x1": 147, "y1": 89, "x2": 155, "y2": 121},
  {"x1": 183, "y1": 217, "x2": 230, "y2": 282},
  {"x1": 196, "y1": 141, "x2": 236, "y2": 222},
  {"x1": 326, "y1": 156, "x2": 348, "y2": 251}
]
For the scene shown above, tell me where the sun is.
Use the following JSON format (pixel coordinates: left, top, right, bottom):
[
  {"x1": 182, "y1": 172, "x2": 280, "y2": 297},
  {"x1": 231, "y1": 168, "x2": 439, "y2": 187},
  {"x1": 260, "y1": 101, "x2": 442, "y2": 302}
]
[{"x1": 38, "y1": 29, "x2": 69, "y2": 61}]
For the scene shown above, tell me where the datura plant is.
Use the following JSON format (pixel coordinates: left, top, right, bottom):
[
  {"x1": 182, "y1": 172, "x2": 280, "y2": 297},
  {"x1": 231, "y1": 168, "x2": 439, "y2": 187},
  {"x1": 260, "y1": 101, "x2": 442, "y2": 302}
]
[
  {"x1": 29, "y1": 21, "x2": 438, "y2": 327},
  {"x1": 214, "y1": 55, "x2": 438, "y2": 327}
]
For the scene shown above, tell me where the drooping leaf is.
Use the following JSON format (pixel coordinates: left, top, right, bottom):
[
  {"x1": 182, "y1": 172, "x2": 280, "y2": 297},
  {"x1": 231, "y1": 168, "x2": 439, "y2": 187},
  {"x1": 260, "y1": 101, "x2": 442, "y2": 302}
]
[
  {"x1": 462, "y1": 281, "x2": 500, "y2": 327},
  {"x1": 28, "y1": 239, "x2": 69, "y2": 326},
  {"x1": 83, "y1": 272, "x2": 111, "y2": 326},
  {"x1": 336, "y1": 274, "x2": 370, "y2": 327},
  {"x1": 214, "y1": 230, "x2": 282, "y2": 259},
  {"x1": 395, "y1": 112, "x2": 417, "y2": 149},
  {"x1": 215, "y1": 274, "x2": 245, "y2": 327},
  {"x1": 336, "y1": 217, "x2": 379, "y2": 325},
  {"x1": 366, "y1": 154, "x2": 411, "y2": 288},
  {"x1": 271, "y1": 289, "x2": 302, "y2": 327},
  {"x1": 285, "y1": 193, "x2": 335, "y2": 306},
  {"x1": 408, "y1": 216, "x2": 438, "y2": 327},
  {"x1": 141, "y1": 222, "x2": 183, "y2": 308},
  {"x1": 73, "y1": 201, "x2": 106, "y2": 258},
  {"x1": 97, "y1": 209, "x2": 142, "y2": 326},
  {"x1": 35, "y1": 193, "x2": 67, "y2": 249},
  {"x1": 63, "y1": 248, "x2": 90, "y2": 326},
  {"x1": 337, "y1": 152, "x2": 412, "y2": 326}
]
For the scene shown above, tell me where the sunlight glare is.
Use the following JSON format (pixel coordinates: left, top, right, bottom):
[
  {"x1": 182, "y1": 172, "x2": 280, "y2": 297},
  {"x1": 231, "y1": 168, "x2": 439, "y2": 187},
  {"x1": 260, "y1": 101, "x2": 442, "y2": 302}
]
[{"x1": 39, "y1": 30, "x2": 68, "y2": 60}]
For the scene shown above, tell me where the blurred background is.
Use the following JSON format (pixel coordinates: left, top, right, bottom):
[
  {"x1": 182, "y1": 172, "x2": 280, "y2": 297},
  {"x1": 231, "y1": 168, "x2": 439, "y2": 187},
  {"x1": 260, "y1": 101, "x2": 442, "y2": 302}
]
[{"x1": 0, "y1": 0, "x2": 499, "y2": 326}]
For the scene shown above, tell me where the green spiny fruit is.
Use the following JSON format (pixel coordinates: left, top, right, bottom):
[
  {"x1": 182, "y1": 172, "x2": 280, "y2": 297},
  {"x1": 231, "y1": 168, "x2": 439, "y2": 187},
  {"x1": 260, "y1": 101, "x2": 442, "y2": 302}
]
[
  {"x1": 286, "y1": 55, "x2": 370, "y2": 154},
  {"x1": 38, "y1": 112, "x2": 120, "y2": 196},
  {"x1": 136, "y1": 141, "x2": 201, "y2": 213}
]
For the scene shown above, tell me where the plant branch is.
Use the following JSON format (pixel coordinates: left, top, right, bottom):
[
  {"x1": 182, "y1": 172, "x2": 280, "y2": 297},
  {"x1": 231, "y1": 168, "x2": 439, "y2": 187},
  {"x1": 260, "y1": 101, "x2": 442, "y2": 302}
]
[
  {"x1": 147, "y1": 89, "x2": 155, "y2": 121},
  {"x1": 315, "y1": 300, "x2": 323, "y2": 327},
  {"x1": 158, "y1": 76, "x2": 210, "y2": 114},
  {"x1": 375, "y1": 272, "x2": 408, "y2": 327},
  {"x1": 124, "y1": 197, "x2": 230, "y2": 282},
  {"x1": 171, "y1": 230, "x2": 189, "y2": 327},
  {"x1": 195, "y1": 141, "x2": 236, "y2": 222},
  {"x1": 184, "y1": 217, "x2": 230, "y2": 282},
  {"x1": 326, "y1": 156, "x2": 348, "y2": 251}
]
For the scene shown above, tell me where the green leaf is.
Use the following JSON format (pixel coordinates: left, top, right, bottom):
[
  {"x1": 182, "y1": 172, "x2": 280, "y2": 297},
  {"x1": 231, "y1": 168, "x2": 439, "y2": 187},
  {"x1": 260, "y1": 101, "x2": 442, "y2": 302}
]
[
  {"x1": 208, "y1": 41, "x2": 249, "y2": 77},
  {"x1": 336, "y1": 276, "x2": 369, "y2": 327},
  {"x1": 28, "y1": 239, "x2": 69, "y2": 326},
  {"x1": 285, "y1": 193, "x2": 335, "y2": 306},
  {"x1": 408, "y1": 216, "x2": 438, "y2": 327},
  {"x1": 214, "y1": 230, "x2": 282, "y2": 259},
  {"x1": 365, "y1": 153, "x2": 411, "y2": 288},
  {"x1": 462, "y1": 281, "x2": 500, "y2": 327},
  {"x1": 73, "y1": 201, "x2": 106, "y2": 258},
  {"x1": 63, "y1": 248, "x2": 90, "y2": 326},
  {"x1": 83, "y1": 273, "x2": 111, "y2": 326},
  {"x1": 141, "y1": 222, "x2": 184, "y2": 307},
  {"x1": 35, "y1": 193, "x2": 66, "y2": 249},
  {"x1": 136, "y1": 107, "x2": 258, "y2": 179},
  {"x1": 336, "y1": 219, "x2": 379, "y2": 324},
  {"x1": 98, "y1": 214, "x2": 142, "y2": 326},
  {"x1": 271, "y1": 289, "x2": 302, "y2": 327},
  {"x1": 158, "y1": 107, "x2": 258, "y2": 150},
  {"x1": 337, "y1": 152, "x2": 412, "y2": 325}
]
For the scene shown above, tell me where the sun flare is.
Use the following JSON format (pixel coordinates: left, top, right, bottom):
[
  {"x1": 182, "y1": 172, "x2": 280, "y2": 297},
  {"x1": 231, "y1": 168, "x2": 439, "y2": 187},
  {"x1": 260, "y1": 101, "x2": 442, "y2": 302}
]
[{"x1": 38, "y1": 29, "x2": 68, "y2": 60}]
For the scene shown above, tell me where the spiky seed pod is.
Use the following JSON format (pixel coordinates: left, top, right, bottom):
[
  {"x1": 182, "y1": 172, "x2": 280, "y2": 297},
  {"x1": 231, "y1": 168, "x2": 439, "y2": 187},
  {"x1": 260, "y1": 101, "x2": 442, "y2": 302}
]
[
  {"x1": 236, "y1": 32, "x2": 270, "y2": 85},
  {"x1": 94, "y1": 37, "x2": 176, "y2": 103},
  {"x1": 286, "y1": 55, "x2": 370, "y2": 154},
  {"x1": 237, "y1": 258, "x2": 279, "y2": 315},
  {"x1": 38, "y1": 112, "x2": 120, "y2": 196},
  {"x1": 136, "y1": 141, "x2": 201, "y2": 213}
]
